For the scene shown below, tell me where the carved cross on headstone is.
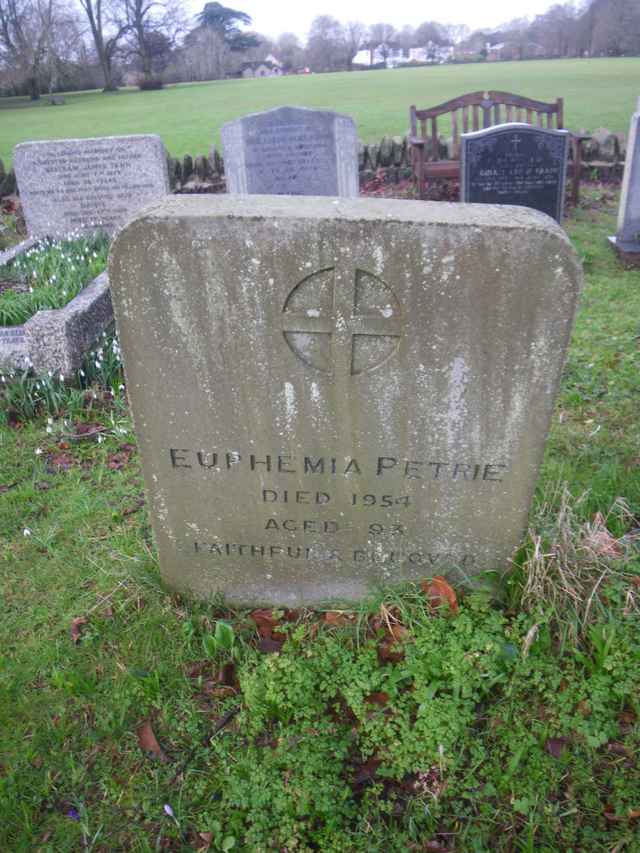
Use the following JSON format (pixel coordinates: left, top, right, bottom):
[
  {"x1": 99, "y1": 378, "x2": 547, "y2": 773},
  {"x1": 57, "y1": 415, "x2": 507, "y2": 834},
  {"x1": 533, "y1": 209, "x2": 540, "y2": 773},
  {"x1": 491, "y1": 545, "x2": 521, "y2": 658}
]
[{"x1": 282, "y1": 265, "x2": 402, "y2": 376}]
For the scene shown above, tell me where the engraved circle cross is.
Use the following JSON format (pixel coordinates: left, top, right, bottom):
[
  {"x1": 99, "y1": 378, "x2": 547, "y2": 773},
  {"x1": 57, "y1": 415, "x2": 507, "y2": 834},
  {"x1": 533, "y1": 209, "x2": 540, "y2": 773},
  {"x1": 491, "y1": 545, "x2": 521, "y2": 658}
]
[{"x1": 281, "y1": 265, "x2": 402, "y2": 376}]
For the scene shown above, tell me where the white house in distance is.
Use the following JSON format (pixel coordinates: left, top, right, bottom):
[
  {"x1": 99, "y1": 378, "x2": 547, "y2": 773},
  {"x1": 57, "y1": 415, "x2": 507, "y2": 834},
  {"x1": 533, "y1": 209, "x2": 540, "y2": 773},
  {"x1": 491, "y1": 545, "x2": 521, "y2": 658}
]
[{"x1": 353, "y1": 43, "x2": 453, "y2": 68}]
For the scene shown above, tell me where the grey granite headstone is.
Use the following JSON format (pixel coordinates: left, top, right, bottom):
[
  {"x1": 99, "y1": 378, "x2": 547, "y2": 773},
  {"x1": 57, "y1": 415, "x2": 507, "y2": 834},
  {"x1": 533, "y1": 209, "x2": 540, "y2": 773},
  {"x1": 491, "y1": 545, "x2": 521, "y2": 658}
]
[
  {"x1": 221, "y1": 106, "x2": 359, "y2": 196},
  {"x1": 461, "y1": 123, "x2": 570, "y2": 222},
  {"x1": 14, "y1": 135, "x2": 170, "y2": 238},
  {"x1": 109, "y1": 195, "x2": 581, "y2": 606},
  {"x1": 609, "y1": 97, "x2": 640, "y2": 266}
]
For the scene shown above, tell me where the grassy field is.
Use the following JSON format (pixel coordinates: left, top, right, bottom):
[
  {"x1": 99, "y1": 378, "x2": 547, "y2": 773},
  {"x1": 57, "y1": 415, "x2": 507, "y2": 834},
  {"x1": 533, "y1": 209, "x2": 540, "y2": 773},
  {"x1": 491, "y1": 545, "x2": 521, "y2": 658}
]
[
  {"x1": 1, "y1": 195, "x2": 640, "y2": 850},
  {"x1": 1, "y1": 57, "x2": 639, "y2": 166}
]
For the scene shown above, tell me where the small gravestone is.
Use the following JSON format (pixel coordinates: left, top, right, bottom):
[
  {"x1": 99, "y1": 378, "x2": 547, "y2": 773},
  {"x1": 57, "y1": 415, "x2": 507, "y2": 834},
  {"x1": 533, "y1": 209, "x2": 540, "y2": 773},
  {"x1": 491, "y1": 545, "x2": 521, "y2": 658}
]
[
  {"x1": 109, "y1": 195, "x2": 581, "y2": 606},
  {"x1": 609, "y1": 97, "x2": 640, "y2": 267},
  {"x1": 461, "y1": 123, "x2": 570, "y2": 222},
  {"x1": 221, "y1": 106, "x2": 359, "y2": 196},
  {"x1": 14, "y1": 135, "x2": 170, "y2": 238}
]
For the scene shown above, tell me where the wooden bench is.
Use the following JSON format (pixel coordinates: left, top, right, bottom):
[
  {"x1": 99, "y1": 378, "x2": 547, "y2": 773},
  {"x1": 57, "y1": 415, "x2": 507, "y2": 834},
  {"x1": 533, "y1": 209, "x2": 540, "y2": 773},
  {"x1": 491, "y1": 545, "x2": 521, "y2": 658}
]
[{"x1": 409, "y1": 90, "x2": 587, "y2": 206}]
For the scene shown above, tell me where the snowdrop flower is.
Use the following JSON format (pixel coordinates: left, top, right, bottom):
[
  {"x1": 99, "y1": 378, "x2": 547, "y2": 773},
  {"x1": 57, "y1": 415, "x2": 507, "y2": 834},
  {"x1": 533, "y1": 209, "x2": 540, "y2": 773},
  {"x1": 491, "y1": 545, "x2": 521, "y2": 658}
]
[
  {"x1": 35, "y1": 447, "x2": 43, "y2": 456},
  {"x1": 23, "y1": 528, "x2": 32, "y2": 537},
  {"x1": 79, "y1": 369, "x2": 85, "y2": 378},
  {"x1": 59, "y1": 374, "x2": 64, "y2": 382},
  {"x1": 97, "y1": 434, "x2": 104, "y2": 444},
  {"x1": 118, "y1": 384, "x2": 125, "y2": 391}
]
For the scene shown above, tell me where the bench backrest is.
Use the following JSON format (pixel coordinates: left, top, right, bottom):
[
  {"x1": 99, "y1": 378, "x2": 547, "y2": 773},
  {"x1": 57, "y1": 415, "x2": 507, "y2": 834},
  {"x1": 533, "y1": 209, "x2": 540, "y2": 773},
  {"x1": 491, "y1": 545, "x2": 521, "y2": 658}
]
[{"x1": 410, "y1": 90, "x2": 564, "y2": 160}]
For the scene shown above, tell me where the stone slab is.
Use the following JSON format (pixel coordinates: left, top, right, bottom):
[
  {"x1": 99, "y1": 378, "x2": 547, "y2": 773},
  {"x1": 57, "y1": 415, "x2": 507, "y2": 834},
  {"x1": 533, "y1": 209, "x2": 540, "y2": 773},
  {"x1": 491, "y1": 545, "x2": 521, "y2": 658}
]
[
  {"x1": 14, "y1": 135, "x2": 170, "y2": 238},
  {"x1": 0, "y1": 269, "x2": 112, "y2": 375},
  {"x1": 109, "y1": 195, "x2": 581, "y2": 606},
  {"x1": 221, "y1": 106, "x2": 359, "y2": 197},
  {"x1": 608, "y1": 235, "x2": 640, "y2": 269},
  {"x1": 614, "y1": 97, "x2": 640, "y2": 248},
  {"x1": 461, "y1": 123, "x2": 570, "y2": 222}
]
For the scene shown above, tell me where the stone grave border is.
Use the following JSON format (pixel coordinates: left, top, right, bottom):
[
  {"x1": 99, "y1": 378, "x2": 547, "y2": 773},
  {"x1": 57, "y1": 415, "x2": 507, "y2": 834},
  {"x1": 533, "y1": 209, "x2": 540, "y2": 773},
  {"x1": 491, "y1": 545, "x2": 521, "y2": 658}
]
[{"x1": 0, "y1": 237, "x2": 113, "y2": 376}]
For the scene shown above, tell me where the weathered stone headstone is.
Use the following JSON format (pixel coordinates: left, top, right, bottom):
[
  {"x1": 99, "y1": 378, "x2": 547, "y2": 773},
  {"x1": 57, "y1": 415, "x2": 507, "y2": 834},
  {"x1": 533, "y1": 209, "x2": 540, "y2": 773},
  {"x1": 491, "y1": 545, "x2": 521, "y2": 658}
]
[
  {"x1": 221, "y1": 106, "x2": 359, "y2": 196},
  {"x1": 109, "y1": 195, "x2": 581, "y2": 606},
  {"x1": 461, "y1": 123, "x2": 570, "y2": 222},
  {"x1": 609, "y1": 97, "x2": 640, "y2": 267},
  {"x1": 14, "y1": 135, "x2": 170, "y2": 238}
]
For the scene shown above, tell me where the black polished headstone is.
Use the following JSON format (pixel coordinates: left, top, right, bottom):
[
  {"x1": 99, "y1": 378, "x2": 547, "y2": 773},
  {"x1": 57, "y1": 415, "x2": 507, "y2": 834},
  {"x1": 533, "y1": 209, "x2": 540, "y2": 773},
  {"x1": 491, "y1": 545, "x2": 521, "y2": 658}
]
[{"x1": 461, "y1": 123, "x2": 570, "y2": 222}]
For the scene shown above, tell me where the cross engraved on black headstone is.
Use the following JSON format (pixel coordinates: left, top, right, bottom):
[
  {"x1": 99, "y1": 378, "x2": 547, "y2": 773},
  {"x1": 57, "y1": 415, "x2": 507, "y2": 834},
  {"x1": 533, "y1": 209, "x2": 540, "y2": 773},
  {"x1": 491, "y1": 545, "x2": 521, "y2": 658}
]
[
  {"x1": 510, "y1": 134, "x2": 522, "y2": 152},
  {"x1": 282, "y1": 266, "x2": 402, "y2": 377}
]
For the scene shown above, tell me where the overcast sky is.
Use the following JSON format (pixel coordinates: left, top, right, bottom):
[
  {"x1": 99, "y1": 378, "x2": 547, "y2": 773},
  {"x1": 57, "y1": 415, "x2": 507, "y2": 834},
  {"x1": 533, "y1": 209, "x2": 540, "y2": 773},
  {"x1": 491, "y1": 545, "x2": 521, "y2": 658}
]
[{"x1": 185, "y1": 0, "x2": 559, "y2": 42}]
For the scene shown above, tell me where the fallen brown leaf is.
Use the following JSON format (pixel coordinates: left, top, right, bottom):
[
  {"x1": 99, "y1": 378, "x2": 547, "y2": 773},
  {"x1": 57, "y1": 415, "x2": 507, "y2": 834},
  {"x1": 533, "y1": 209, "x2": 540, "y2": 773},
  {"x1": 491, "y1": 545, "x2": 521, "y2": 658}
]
[
  {"x1": 421, "y1": 576, "x2": 459, "y2": 614},
  {"x1": 352, "y1": 755, "x2": 382, "y2": 787},
  {"x1": 197, "y1": 831, "x2": 213, "y2": 850},
  {"x1": 377, "y1": 638, "x2": 405, "y2": 664},
  {"x1": 137, "y1": 719, "x2": 168, "y2": 762},
  {"x1": 545, "y1": 737, "x2": 568, "y2": 758},
  {"x1": 250, "y1": 608, "x2": 280, "y2": 638},
  {"x1": 364, "y1": 691, "x2": 389, "y2": 706},
  {"x1": 323, "y1": 610, "x2": 356, "y2": 626},
  {"x1": 70, "y1": 616, "x2": 88, "y2": 644}
]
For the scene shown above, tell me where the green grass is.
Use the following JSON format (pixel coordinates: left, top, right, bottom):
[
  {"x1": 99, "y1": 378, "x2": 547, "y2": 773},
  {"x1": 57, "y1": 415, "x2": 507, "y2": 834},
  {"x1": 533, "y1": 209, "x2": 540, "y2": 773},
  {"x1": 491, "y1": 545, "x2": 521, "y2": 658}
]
[
  {"x1": 1, "y1": 196, "x2": 640, "y2": 850},
  {"x1": 1, "y1": 57, "x2": 639, "y2": 166},
  {"x1": 0, "y1": 234, "x2": 108, "y2": 326}
]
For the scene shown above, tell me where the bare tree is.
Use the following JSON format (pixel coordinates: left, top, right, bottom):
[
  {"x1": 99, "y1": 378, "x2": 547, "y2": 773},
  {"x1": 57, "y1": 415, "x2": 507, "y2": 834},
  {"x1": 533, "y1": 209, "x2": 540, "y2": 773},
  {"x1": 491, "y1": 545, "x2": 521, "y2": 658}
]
[
  {"x1": 343, "y1": 20, "x2": 365, "y2": 69},
  {"x1": 276, "y1": 31, "x2": 303, "y2": 70},
  {"x1": 77, "y1": 0, "x2": 129, "y2": 90},
  {"x1": 0, "y1": 0, "x2": 56, "y2": 97},
  {"x1": 120, "y1": 0, "x2": 186, "y2": 83},
  {"x1": 368, "y1": 22, "x2": 395, "y2": 63},
  {"x1": 306, "y1": 15, "x2": 344, "y2": 71}
]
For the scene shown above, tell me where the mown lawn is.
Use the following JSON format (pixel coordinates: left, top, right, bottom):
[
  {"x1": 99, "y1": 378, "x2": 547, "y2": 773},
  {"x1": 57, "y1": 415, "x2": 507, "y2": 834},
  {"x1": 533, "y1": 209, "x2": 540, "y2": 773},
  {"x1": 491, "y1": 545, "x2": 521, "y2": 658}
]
[
  {"x1": 1, "y1": 57, "x2": 639, "y2": 166},
  {"x1": 1, "y1": 194, "x2": 639, "y2": 851}
]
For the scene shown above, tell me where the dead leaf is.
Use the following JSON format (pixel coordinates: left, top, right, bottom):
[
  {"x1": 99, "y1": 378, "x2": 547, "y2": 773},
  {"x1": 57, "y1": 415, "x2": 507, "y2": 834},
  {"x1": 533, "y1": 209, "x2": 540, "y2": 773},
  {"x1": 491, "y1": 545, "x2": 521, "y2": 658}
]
[
  {"x1": 364, "y1": 692, "x2": 389, "y2": 706},
  {"x1": 70, "y1": 616, "x2": 88, "y2": 644},
  {"x1": 352, "y1": 755, "x2": 382, "y2": 787},
  {"x1": 258, "y1": 636, "x2": 284, "y2": 654},
  {"x1": 607, "y1": 742, "x2": 633, "y2": 758},
  {"x1": 137, "y1": 719, "x2": 167, "y2": 762},
  {"x1": 545, "y1": 737, "x2": 568, "y2": 758},
  {"x1": 323, "y1": 610, "x2": 356, "y2": 626},
  {"x1": 420, "y1": 576, "x2": 459, "y2": 614},
  {"x1": 377, "y1": 638, "x2": 405, "y2": 664},
  {"x1": 388, "y1": 623, "x2": 410, "y2": 642},
  {"x1": 217, "y1": 661, "x2": 236, "y2": 686},
  {"x1": 250, "y1": 609, "x2": 280, "y2": 638},
  {"x1": 197, "y1": 832, "x2": 213, "y2": 850},
  {"x1": 122, "y1": 497, "x2": 145, "y2": 517}
]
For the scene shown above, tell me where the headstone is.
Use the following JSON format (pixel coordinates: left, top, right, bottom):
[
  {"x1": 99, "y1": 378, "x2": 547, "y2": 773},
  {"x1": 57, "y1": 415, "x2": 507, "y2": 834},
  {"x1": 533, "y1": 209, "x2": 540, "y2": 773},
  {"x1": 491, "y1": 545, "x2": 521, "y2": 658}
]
[
  {"x1": 221, "y1": 106, "x2": 359, "y2": 197},
  {"x1": 609, "y1": 97, "x2": 640, "y2": 267},
  {"x1": 14, "y1": 134, "x2": 170, "y2": 238},
  {"x1": 109, "y1": 195, "x2": 581, "y2": 606},
  {"x1": 461, "y1": 123, "x2": 570, "y2": 222}
]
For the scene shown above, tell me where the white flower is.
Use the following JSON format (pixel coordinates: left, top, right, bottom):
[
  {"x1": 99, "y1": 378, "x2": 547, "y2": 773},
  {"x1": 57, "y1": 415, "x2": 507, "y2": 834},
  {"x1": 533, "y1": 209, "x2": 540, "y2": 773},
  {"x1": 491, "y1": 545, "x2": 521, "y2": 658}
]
[
  {"x1": 59, "y1": 374, "x2": 64, "y2": 382},
  {"x1": 46, "y1": 426, "x2": 52, "y2": 434},
  {"x1": 47, "y1": 417, "x2": 53, "y2": 425},
  {"x1": 97, "y1": 434, "x2": 104, "y2": 444},
  {"x1": 35, "y1": 447, "x2": 43, "y2": 456},
  {"x1": 23, "y1": 528, "x2": 32, "y2": 537},
  {"x1": 79, "y1": 369, "x2": 85, "y2": 377},
  {"x1": 118, "y1": 384, "x2": 125, "y2": 391}
]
